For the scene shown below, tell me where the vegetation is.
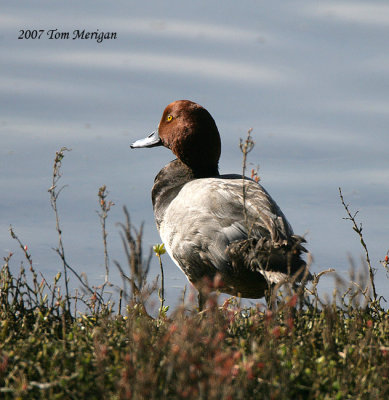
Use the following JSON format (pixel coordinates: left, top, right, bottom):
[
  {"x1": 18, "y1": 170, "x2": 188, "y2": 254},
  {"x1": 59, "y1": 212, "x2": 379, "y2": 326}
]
[{"x1": 0, "y1": 147, "x2": 388, "y2": 399}]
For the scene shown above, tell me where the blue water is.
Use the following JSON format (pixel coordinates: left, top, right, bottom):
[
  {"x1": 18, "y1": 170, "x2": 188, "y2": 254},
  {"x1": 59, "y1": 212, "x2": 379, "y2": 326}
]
[{"x1": 1, "y1": 0, "x2": 389, "y2": 308}]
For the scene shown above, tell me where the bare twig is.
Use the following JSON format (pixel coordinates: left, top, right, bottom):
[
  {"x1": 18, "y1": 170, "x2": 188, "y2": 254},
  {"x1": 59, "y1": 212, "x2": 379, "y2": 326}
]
[
  {"x1": 48, "y1": 147, "x2": 72, "y2": 313},
  {"x1": 338, "y1": 187, "x2": 377, "y2": 303},
  {"x1": 239, "y1": 128, "x2": 254, "y2": 229},
  {"x1": 115, "y1": 206, "x2": 152, "y2": 305},
  {"x1": 97, "y1": 185, "x2": 114, "y2": 297},
  {"x1": 48, "y1": 148, "x2": 103, "y2": 314}
]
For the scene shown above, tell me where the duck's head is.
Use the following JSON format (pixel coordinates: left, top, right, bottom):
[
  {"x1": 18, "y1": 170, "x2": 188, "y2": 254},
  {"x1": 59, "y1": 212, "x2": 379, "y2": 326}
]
[{"x1": 131, "y1": 100, "x2": 221, "y2": 176}]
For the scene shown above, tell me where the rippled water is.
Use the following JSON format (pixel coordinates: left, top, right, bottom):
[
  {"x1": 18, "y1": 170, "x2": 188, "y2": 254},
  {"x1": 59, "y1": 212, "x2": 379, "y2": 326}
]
[{"x1": 1, "y1": 0, "x2": 389, "y2": 307}]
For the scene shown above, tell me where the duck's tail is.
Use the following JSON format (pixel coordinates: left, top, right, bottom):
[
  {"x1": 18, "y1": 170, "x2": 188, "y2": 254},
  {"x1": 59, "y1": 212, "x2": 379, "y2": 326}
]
[{"x1": 228, "y1": 235, "x2": 312, "y2": 285}]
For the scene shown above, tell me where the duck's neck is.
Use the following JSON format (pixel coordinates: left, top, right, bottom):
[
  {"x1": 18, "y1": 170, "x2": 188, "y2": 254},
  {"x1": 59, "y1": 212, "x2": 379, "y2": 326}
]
[{"x1": 151, "y1": 159, "x2": 219, "y2": 229}]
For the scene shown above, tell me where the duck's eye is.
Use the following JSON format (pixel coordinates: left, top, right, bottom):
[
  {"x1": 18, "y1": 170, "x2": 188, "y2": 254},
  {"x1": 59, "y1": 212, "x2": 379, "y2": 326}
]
[{"x1": 167, "y1": 115, "x2": 173, "y2": 122}]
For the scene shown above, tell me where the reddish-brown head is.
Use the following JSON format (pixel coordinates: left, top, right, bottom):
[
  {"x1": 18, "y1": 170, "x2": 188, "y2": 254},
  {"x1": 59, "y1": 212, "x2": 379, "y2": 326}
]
[
  {"x1": 157, "y1": 100, "x2": 221, "y2": 176},
  {"x1": 131, "y1": 100, "x2": 221, "y2": 176}
]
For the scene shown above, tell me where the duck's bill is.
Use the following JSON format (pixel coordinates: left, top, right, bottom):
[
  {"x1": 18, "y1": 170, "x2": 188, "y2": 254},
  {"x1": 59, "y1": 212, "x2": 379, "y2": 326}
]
[{"x1": 130, "y1": 130, "x2": 162, "y2": 148}]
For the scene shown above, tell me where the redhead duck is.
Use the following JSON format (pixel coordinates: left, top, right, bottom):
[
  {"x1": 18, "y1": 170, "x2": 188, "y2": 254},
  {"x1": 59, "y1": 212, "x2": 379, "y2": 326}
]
[{"x1": 131, "y1": 100, "x2": 309, "y2": 304}]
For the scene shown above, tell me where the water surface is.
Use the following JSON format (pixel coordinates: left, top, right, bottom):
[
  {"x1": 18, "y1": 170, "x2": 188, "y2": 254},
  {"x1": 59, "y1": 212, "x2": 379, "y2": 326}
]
[{"x1": 1, "y1": 0, "x2": 389, "y2": 307}]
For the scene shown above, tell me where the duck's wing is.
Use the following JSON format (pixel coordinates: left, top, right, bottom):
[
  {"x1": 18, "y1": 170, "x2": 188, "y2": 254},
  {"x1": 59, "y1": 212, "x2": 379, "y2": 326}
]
[
  {"x1": 208, "y1": 177, "x2": 308, "y2": 279},
  {"x1": 159, "y1": 177, "x2": 308, "y2": 286}
]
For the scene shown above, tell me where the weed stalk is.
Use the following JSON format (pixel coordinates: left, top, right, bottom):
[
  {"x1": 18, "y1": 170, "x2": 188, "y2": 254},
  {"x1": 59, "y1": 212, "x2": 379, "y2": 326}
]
[{"x1": 339, "y1": 187, "x2": 378, "y2": 304}]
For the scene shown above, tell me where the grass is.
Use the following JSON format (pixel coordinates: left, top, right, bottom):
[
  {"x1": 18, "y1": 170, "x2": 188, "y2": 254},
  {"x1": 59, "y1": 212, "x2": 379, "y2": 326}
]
[{"x1": 0, "y1": 147, "x2": 388, "y2": 399}]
